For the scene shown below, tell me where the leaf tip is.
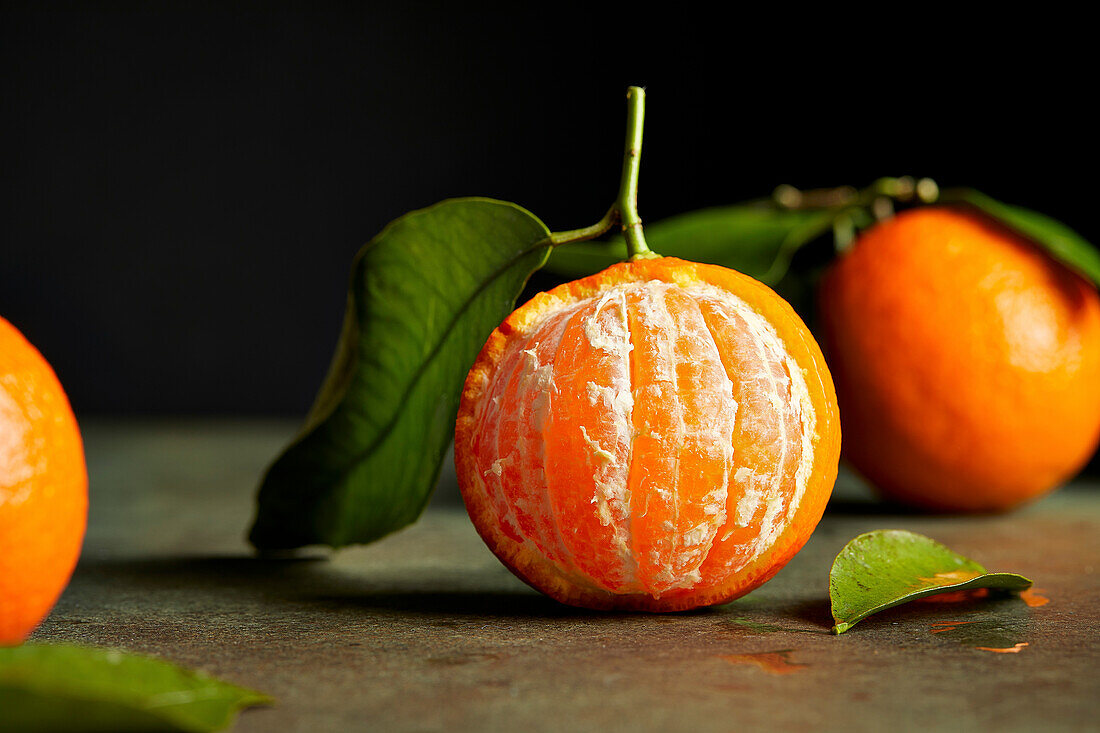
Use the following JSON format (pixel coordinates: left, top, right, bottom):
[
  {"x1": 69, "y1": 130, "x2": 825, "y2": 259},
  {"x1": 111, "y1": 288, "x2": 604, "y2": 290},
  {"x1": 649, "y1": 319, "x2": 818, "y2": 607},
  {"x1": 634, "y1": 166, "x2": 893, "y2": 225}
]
[{"x1": 245, "y1": 691, "x2": 277, "y2": 707}]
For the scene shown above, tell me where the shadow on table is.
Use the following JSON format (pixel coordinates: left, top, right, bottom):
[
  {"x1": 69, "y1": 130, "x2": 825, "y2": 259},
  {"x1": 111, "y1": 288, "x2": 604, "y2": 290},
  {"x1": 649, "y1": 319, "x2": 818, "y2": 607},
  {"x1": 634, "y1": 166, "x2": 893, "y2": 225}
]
[
  {"x1": 70, "y1": 555, "x2": 612, "y2": 619},
  {"x1": 79, "y1": 556, "x2": 1037, "y2": 635},
  {"x1": 72, "y1": 554, "x2": 752, "y2": 621},
  {"x1": 782, "y1": 598, "x2": 833, "y2": 630},
  {"x1": 823, "y1": 491, "x2": 965, "y2": 516},
  {"x1": 311, "y1": 589, "x2": 590, "y2": 618}
]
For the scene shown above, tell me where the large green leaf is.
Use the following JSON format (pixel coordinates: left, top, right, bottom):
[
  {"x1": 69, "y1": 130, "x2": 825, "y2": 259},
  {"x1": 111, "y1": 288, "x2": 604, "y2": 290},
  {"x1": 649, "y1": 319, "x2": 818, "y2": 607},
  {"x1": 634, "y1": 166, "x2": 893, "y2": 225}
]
[
  {"x1": 249, "y1": 198, "x2": 552, "y2": 550},
  {"x1": 545, "y1": 204, "x2": 834, "y2": 284},
  {"x1": 0, "y1": 644, "x2": 271, "y2": 733},
  {"x1": 941, "y1": 188, "x2": 1100, "y2": 285},
  {"x1": 830, "y1": 530, "x2": 1032, "y2": 634}
]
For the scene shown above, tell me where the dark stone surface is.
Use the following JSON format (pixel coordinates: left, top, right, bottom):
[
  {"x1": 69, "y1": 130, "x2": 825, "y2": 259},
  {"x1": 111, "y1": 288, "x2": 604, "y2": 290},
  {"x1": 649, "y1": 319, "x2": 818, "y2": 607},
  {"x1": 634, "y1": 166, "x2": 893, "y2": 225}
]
[{"x1": 32, "y1": 420, "x2": 1100, "y2": 732}]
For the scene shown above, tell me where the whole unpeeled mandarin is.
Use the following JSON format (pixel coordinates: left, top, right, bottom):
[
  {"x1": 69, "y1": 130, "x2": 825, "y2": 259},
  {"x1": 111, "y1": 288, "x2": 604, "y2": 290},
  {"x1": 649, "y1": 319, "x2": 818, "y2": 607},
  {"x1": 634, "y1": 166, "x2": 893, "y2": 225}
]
[
  {"x1": 455, "y1": 257, "x2": 840, "y2": 611},
  {"x1": 0, "y1": 317, "x2": 87, "y2": 644},
  {"x1": 819, "y1": 207, "x2": 1100, "y2": 511}
]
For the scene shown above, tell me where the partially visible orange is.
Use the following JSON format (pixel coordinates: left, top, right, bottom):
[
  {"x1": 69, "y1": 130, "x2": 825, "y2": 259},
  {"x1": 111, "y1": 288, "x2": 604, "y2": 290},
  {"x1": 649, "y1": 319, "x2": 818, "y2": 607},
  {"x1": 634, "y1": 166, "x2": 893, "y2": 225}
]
[
  {"x1": 456, "y1": 257, "x2": 840, "y2": 611},
  {"x1": 819, "y1": 207, "x2": 1100, "y2": 511},
  {"x1": 0, "y1": 317, "x2": 87, "y2": 644}
]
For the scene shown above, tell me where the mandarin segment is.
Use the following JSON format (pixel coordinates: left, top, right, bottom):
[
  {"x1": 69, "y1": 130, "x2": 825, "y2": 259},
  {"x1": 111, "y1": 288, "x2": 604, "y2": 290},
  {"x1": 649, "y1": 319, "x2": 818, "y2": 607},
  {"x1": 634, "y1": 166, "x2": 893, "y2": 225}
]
[
  {"x1": 692, "y1": 295, "x2": 806, "y2": 587},
  {"x1": 820, "y1": 207, "x2": 1100, "y2": 512},
  {"x1": 456, "y1": 257, "x2": 840, "y2": 611},
  {"x1": 544, "y1": 296, "x2": 637, "y2": 591},
  {"x1": 623, "y1": 283, "x2": 735, "y2": 595},
  {"x1": 484, "y1": 308, "x2": 575, "y2": 564}
]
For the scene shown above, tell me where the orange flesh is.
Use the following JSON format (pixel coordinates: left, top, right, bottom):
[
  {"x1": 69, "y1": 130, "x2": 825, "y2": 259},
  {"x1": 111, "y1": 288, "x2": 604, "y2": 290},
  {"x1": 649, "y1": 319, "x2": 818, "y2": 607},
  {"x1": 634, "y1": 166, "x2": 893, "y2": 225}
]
[{"x1": 457, "y1": 258, "x2": 840, "y2": 610}]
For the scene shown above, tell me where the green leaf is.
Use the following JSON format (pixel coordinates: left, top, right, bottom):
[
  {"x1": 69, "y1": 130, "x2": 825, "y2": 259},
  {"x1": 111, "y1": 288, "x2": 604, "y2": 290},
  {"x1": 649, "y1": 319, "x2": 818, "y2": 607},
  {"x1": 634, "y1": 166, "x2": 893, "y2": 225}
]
[
  {"x1": 544, "y1": 203, "x2": 834, "y2": 284},
  {"x1": 249, "y1": 198, "x2": 552, "y2": 550},
  {"x1": 829, "y1": 530, "x2": 1032, "y2": 634},
  {"x1": 941, "y1": 188, "x2": 1100, "y2": 285},
  {"x1": 0, "y1": 644, "x2": 271, "y2": 733}
]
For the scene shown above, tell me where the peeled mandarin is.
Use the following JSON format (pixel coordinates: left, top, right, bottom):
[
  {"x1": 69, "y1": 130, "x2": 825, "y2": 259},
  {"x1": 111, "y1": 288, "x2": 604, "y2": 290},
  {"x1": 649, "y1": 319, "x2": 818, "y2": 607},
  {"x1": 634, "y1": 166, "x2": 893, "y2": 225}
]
[{"x1": 455, "y1": 257, "x2": 840, "y2": 611}]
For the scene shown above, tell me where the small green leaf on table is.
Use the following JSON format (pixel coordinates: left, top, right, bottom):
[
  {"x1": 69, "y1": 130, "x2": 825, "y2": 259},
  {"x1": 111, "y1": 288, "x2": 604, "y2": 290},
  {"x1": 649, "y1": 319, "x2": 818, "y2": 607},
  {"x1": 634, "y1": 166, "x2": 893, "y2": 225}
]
[
  {"x1": 249, "y1": 198, "x2": 553, "y2": 551},
  {"x1": 545, "y1": 203, "x2": 834, "y2": 284},
  {"x1": 0, "y1": 643, "x2": 271, "y2": 733},
  {"x1": 940, "y1": 188, "x2": 1100, "y2": 285},
  {"x1": 829, "y1": 530, "x2": 1032, "y2": 634}
]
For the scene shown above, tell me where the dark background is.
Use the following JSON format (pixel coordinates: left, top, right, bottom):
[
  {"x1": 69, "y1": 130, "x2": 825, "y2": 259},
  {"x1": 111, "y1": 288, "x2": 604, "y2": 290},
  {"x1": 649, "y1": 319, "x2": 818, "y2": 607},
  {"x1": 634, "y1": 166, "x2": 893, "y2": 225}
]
[{"x1": 2, "y1": 6, "x2": 1095, "y2": 425}]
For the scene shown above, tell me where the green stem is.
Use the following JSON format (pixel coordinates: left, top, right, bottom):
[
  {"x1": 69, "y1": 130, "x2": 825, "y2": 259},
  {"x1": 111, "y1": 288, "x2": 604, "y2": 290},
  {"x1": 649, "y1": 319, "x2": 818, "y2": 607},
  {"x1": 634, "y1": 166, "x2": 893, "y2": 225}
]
[
  {"x1": 548, "y1": 206, "x2": 618, "y2": 246},
  {"x1": 548, "y1": 86, "x2": 658, "y2": 259},
  {"x1": 618, "y1": 87, "x2": 656, "y2": 259}
]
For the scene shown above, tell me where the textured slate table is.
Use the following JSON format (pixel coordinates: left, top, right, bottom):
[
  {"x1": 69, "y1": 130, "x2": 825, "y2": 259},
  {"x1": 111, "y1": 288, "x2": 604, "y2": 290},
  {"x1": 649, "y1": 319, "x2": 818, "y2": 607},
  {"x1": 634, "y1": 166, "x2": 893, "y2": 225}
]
[{"x1": 33, "y1": 420, "x2": 1100, "y2": 732}]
